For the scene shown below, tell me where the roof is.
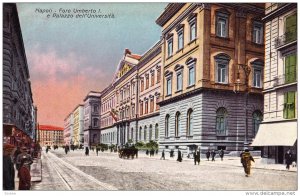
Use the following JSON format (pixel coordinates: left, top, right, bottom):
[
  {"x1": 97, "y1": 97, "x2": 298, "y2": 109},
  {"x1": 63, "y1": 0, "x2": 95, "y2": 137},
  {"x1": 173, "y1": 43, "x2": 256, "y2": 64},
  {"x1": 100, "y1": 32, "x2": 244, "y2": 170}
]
[
  {"x1": 128, "y1": 54, "x2": 142, "y2": 60},
  {"x1": 38, "y1": 125, "x2": 64, "y2": 131}
]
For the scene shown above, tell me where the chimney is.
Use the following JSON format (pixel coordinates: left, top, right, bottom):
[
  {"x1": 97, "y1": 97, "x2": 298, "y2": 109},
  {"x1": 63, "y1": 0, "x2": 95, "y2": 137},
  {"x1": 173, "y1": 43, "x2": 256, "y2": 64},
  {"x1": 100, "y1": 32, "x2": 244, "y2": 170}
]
[{"x1": 124, "y1": 48, "x2": 131, "y2": 56}]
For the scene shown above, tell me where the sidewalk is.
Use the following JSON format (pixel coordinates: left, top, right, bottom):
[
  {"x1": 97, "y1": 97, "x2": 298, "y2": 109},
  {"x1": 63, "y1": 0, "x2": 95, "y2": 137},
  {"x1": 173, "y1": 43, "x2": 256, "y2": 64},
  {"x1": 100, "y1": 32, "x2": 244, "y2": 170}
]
[{"x1": 121, "y1": 151, "x2": 298, "y2": 172}]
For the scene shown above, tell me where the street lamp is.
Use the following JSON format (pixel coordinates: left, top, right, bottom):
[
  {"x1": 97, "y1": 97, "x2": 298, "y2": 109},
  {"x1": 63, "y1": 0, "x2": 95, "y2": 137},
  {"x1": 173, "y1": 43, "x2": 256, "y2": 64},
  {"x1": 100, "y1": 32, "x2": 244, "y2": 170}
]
[{"x1": 237, "y1": 64, "x2": 251, "y2": 147}]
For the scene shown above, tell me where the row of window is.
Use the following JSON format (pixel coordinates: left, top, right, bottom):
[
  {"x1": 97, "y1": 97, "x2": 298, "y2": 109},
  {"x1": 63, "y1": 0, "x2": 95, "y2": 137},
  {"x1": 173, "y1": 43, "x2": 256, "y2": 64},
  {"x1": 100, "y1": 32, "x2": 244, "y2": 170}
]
[
  {"x1": 101, "y1": 132, "x2": 115, "y2": 143},
  {"x1": 140, "y1": 68, "x2": 161, "y2": 92},
  {"x1": 166, "y1": 10, "x2": 263, "y2": 59},
  {"x1": 102, "y1": 97, "x2": 115, "y2": 113},
  {"x1": 101, "y1": 116, "x2": 113, "y2": 127},
  {"x1": 164, "y1": 108, "x2": 263, "y2": 137},
  {"x1": 167, "y1": 16, "x2": 197, "y2": 58},
  {"x1": 139, "y1": 97, "x2": 160, "y2": 116},
  {"x1": 138, "y1": 124, "x2": 159, "y2": 141}
]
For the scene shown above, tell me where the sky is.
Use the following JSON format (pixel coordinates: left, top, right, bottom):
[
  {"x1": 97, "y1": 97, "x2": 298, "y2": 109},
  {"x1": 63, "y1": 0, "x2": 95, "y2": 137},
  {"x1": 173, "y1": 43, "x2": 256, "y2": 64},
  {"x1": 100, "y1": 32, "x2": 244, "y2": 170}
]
[{"x1": 17, "y1": 3, "x2": 167, "y2": 127}]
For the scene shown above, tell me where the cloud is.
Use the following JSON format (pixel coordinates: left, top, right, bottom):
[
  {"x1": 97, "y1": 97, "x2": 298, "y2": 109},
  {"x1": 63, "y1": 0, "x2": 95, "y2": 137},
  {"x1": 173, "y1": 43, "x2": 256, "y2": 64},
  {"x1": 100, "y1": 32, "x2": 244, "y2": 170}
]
[{"x1": 28, "y1": 45, "x2": 112, "y2": 127}]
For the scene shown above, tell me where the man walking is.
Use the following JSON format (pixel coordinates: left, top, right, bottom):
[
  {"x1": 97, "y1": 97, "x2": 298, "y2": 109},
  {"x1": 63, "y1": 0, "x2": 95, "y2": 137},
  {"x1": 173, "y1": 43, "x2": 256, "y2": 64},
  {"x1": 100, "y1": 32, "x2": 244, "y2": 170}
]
[
  {"x1": 206, "y1": 150, "x2": 210, "y2": 161},
  {"x1": 160, "y1": 150, "x2": 165, "y2": 160},
  {"x1": 219, "y1": 149, "x2": 224, "y2": 161},
  {"x1": 285, "y1": 149, "x2": 292, "y2": 170},
  {"x1": 241, "y1": 149, "x2": 255, "y2": 177},
  {"x1": 177, "y1": 149, "x2": 182, "y2": 162},
  {"x1": 211, "y1": 150, "x2": 216, "y2": 161},
  {"x1": 196, "y1": 150, "x2": 200, "y2": 165},
  {"x1": 193, "y1": 151, "x2": 197, "y2": 165}
]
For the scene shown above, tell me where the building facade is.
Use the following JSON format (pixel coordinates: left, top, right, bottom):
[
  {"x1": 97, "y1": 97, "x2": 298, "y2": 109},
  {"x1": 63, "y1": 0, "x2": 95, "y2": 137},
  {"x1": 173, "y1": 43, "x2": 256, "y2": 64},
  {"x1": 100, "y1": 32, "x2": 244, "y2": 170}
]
[
  {"x1": 38, "y1": 125, "x2": 64, "y2": 147},
  {"x1": 252, "y1": 3, "x2": 297, "y2": 164},
  {"x1": 72, "y1": 105, "x2": 84, "y2": 146},
  {"x1": 3, "y1": 3, "x2": 36, "y2": 147},
  {"x1": 156, "y1": 3, "x2": 265, "y2": 155},
  {"x1": 83, "y1": 91, "x2": 101, "y2": 148},
  {"x1": 63, "y1": 113, "x2": 73, "y2": 145}
]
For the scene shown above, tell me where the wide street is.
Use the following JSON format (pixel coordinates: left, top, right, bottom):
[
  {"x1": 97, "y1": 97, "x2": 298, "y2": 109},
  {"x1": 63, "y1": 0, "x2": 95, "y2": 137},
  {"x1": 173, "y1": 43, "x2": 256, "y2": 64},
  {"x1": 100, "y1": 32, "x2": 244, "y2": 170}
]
[{"x1": 31, "y1": 148, "x2": 297, "y2": 191}]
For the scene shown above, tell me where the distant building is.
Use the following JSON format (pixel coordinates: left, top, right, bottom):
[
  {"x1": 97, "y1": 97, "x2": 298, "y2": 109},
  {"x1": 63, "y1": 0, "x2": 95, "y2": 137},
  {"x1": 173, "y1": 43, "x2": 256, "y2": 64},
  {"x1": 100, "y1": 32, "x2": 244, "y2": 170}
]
[
  {"x1": 63, "y1": 113, "x2": 73, "y2": 145},
  {"x1": 73, "y1": 105, "x2": 84, "y2": 146},
  {"x1": 252, "y1": 3, "x2": 297, "y2": 164},
  {"x1": 83, "y1": 91, "x2": 101, "y2": 147},
  {"x1": 38, "y1": 125, "x2": 64, "y2": 147},
  {"x1": 3, "y1": 3, "x2": 35, "y2": 147}
]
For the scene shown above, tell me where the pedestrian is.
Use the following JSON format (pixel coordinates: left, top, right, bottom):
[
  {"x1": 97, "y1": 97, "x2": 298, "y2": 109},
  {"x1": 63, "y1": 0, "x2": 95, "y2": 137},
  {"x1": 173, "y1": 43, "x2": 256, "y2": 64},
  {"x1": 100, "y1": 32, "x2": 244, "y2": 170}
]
[
  {"x1": 46, "y1": 147, "x2": 49, "y2": 153},
  {"x1": 18, "y1": 158, "x2": 31, "y2": 190},
  {"x1": 160, "y1": 150, "x2": 165, "y2": 160},
  {"x1": 285, "y1": 149, "x2": 292, "y2": 170},
  {"x1": 196, "y1": 150, "x2": 200, "y2": 165},
  {"x1": 170, "y1": 149, "x2": 174, "y2": 158},
  {"x1": 3, "y1": 144, "x2": 15, "y2": 190},
  {"x1": 211, "y1": 150, "x2": 216, "y2": 161},
  {"x1": 16, "y1": 147, "x2": 33, "y2": 171},
  {"x1": 206, "y1": 150, "x2": 210, "y2": 161},
  {"x1": 193, "y1": 151, "x2": 197, "y2": 165},
  {"x1": 65, "y1": 145, "x2": 68, "y2": 154},
  {"x1": 146, "y1": 149, "x2": 149, "y2": 155},
  {"x1": 13, "y1": 146, "x2": 21, "y2": 169},
  {"x1": 292, "y1": 150, "x2": 297, "y2": 167},
  {"x1": 219, "y1": 149, "x2": 224, "y2": 161},
  {"x1": 177, "y1": 149, "x2": 182, "y2": 162},
  {"x1": 96, "y1": 147, "x2": 99, "y2": 156},
  {"x1": 241, "y1": 149, "x2": 255, "y2": 177},
  {"x1": 85, "y1": 147, "x2": 89, "y2": 156}
]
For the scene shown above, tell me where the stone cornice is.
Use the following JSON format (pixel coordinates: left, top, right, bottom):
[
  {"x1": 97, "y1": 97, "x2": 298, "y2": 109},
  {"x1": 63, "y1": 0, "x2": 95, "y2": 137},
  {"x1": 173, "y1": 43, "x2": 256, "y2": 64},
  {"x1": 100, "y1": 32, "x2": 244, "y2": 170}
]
[
  {"x1": 156, "y1": 3, "x2": 186, "y2": 27},
  {"x1": 262, "y1": 3, "x2": 297, "y2": 22}
]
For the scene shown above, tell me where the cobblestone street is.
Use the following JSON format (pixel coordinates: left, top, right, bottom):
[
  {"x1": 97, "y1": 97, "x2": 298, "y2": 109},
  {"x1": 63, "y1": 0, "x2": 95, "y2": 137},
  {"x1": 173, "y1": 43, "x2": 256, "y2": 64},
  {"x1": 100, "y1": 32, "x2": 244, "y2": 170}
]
[{"x1": 31, "y1": 149, "x2": 297, "y2": 191}]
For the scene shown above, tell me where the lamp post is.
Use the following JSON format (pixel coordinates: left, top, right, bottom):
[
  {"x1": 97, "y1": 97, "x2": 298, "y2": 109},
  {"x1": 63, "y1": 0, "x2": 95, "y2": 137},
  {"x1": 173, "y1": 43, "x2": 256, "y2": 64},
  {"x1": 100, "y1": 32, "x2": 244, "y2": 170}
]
[{"x1": 238, "y1": 64, "x2": 251, "y2": 147}]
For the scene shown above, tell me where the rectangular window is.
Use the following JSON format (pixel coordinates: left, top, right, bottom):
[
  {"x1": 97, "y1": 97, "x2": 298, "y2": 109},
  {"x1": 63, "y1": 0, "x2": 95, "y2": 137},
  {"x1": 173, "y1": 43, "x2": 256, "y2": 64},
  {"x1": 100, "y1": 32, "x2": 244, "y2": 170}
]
[
  {"x1": 285, "y1": 14, "x2": 297, "y2": 43},
  {"x1": 150, "y1": 99, "x2": 154, "y2": 113},
  {"x1": 146, "y1": 76, "x2": 149, "y2": 89},
  {"x1": 156, "y1": 97, "x2": 160, "y2": 111},
  {"x1": 157, "y1": 68, "x2": 161, "y2": 83},
  {"x1": 141, "y1": 80, "x2": 144, "y2": 92},
  {"x1": 167, "y1": 38, "x2": 173, "y2": 57},
  {"x1": 177, "y1": 73, "x2": 183, "y2": 91},
  {"x1": 285, "y1": 54, "x2": 297, "y2": 84},
  {"x1": 145, "y1": 101, "x2": 148, "y2": 114},
  {"x1": 178, "y1": 30, "x2": 184, "y2": 50},
  {"x1": 188, "y1": 67, "x2": 195, "y2": 86},
  {"x1": 253, "y1": 22, "x2": 263, "y2": 44},
  {"x1": 151, "y1": 73, "x2": 155, "y2": 86},
  {"x1": 190, "y1": 21, "x2": 196, "y2": 41},
  {"x1": 167, "y1": 78, "x2": 172, "y2": 95},
  {"x1": 217, "y1": 63, "x2": 227, "y2": 83},
  {"x1": 253, "y1": 69, "x2": 262, "y2": 88},
  {"x1": 283, "y1": 91, "x2": 296, "y2": 119},
  {"x1": 216, "y1": 13, "x2": 228, "y2": 38},
  {"x1": 140, "y1": 102, "x2": 143, "y2": 116}
]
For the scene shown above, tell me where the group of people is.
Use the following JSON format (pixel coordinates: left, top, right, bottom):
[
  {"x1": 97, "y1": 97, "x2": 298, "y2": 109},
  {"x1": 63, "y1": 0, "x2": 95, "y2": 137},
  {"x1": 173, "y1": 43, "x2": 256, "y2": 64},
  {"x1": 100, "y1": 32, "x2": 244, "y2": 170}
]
[
  {"x1": 206, "y1": 149, "x2": 225, "y2": 161},
  {"x1": 3, "y1": 144, "x2": 33, "y2": 190}
]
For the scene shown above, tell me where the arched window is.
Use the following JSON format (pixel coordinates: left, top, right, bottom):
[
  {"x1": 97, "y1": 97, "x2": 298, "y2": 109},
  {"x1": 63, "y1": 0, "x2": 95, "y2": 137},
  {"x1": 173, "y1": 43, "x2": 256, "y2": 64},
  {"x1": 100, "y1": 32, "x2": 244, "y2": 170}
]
[
  {"x1": 216, "y1": 107, "x2": 228, "y2": 135},
  {"x1": 165, "y1": 114, "x2": 170, "y2": 137},
  {"x1": 175, "y1": 112, "x2": 181, "y2": 137},
  {"x1": 253, "y1": 110, "x2": 263, "y2": 136},
  {"x1": 144, "y1": 126, "x2": 147, "y2": 141},
  {"x1": 149, "y1": 125, "x2": 153, "y2": 141},
  {"x1": 155, "y1": 123, "x2": 159, "y2": 140},
  {"x1": 139, "y1": 127, "x2": 142, "y2": 141},
  {"x1": 93, "y1": 118, "x2": 98, "y2": 127},
  {"x1": 131, "y1": 128, "x2": 134, "y2": 140},
  {"x1": 187, "y1": 109, "x2": 193, "y2": 136}
]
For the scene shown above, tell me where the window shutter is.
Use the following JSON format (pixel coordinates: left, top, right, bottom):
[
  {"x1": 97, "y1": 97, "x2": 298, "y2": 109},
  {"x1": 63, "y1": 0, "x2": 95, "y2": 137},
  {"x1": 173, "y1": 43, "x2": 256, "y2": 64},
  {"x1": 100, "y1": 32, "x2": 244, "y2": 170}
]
[
  {"x1": 283, "y1": 92, "x2": 288, "y2": 119},
  {"x1": 290, "y1": 54, "x2": 297, "y2": 82},
  {"x1": 285, "y1": 55, "x2": 291, "y2": 83},
  {"x1": 217, "y1": 19, "x2": 221, "y2": 36},
  {"x1": 286, "y1": 14, "x2": 297, "y2": 41},
  {"x1": 288, "y1": 91, "x2": 295, "y2": 119}
]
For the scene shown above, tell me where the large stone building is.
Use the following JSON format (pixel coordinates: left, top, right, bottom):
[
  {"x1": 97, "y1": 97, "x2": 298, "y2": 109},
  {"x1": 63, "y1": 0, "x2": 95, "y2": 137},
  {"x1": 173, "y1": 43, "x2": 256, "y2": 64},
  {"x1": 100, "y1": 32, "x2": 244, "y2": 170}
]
[
  {"x1": 83, "y1": 91, "x2": 101, "y2": 147},
  {"x1": 100, "y1": 45, "x2": 162, "y2": 146},
  {"x1": 38, "y1": 125, "x2": 64, "y2": 147},
  {"x1": 252, "y1": 3, "x2": 297, "y2": 164},
  {"x1": 156, "y1": 3, "x2": 265, "y2": 155},
  {"x1": 73, "y1": 105, "x2": 84, "y2": 146},
  {"x1": 3, "y1": 3, "x2": 36, "y2": 147}
]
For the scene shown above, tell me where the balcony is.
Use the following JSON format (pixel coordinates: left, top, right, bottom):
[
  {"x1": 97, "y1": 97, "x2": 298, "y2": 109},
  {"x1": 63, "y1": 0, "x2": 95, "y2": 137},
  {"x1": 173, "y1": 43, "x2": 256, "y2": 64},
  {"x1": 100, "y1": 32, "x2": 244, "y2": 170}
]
[
  {"x1": 274, "y1": 31, "x2": 297, "y2": 49},
  {"x1": 273, "y1": 73, "x2": 297, "y2": 87}
]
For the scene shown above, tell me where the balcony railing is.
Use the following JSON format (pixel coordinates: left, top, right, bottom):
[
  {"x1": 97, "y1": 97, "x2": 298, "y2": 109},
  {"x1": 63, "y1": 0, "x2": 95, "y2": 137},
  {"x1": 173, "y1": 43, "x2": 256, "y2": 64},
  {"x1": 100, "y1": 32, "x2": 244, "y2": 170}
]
[
  {"x1": 273, "y1": 72, "x2": 297, "y2": 87},
  {"x1": 274, "y1": 31, "x2": 297, "y2": 48}
]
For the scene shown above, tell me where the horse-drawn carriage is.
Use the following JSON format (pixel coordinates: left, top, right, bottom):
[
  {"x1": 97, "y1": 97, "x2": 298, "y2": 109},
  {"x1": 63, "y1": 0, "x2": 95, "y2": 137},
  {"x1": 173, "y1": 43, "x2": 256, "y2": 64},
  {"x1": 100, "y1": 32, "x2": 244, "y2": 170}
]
[{"x1": 118, "y1": 146, "x2": 138, "y2": 159}]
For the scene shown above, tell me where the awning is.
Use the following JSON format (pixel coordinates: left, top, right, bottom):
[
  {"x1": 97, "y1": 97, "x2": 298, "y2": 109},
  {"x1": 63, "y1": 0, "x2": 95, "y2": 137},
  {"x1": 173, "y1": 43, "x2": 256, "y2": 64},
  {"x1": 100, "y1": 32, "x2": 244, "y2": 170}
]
[{"x1": 251, "y1": 121, "x2": 297, "y2": 146}]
